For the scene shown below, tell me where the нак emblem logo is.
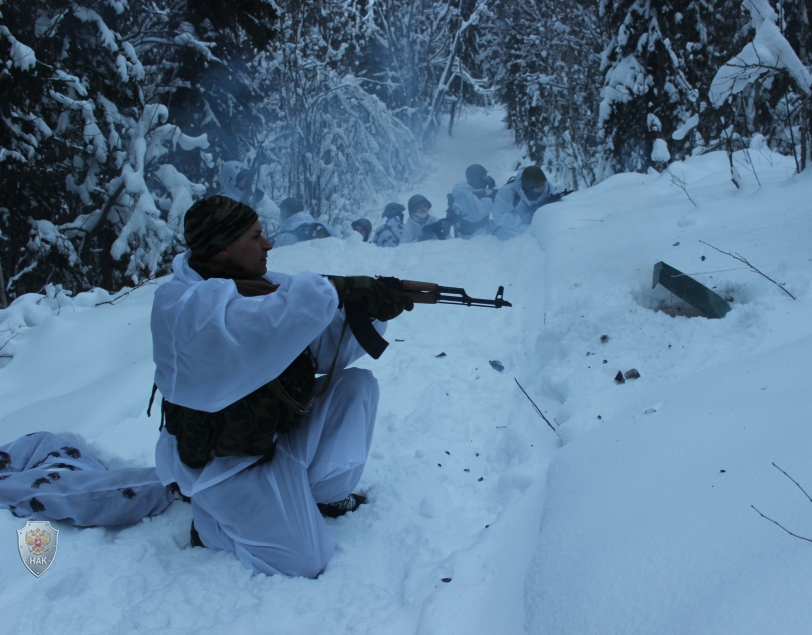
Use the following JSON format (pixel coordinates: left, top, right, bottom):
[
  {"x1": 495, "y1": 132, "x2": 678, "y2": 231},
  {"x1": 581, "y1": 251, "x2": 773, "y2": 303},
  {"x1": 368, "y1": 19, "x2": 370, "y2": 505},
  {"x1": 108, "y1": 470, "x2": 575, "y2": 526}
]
[{"x1": 17, "y1": 520, "x2": 59, "y2": 577}]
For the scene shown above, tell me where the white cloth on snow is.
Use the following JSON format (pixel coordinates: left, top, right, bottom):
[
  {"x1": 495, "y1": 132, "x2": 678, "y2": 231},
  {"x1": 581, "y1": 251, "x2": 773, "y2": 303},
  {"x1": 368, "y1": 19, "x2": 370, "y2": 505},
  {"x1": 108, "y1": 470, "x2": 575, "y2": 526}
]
[{"x1": 0, "y1": 432, "x2": 172, "y2": 526}]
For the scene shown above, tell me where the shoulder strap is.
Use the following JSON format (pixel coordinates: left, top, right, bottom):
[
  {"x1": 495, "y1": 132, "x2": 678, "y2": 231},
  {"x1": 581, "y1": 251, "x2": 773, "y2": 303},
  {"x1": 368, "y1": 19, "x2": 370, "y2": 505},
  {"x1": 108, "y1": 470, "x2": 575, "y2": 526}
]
[
  {"x1": 147, "y1": 383, "x2": 159, "y2": 417},
  {"x1": 147, "y1": 383, "x2": 166, "y2": 431}
]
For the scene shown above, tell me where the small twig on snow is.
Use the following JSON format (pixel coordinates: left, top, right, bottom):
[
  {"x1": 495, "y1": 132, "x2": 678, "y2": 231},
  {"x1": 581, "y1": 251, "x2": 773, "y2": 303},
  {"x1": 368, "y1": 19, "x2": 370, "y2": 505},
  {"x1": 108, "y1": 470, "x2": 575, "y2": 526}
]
[
  {"x1": 773, "y1": 462, "x2": 812, "y2": 504},
  {"x1": 699, "y1": 240, "x2": 796, "y2": 300},
  {"x1": 514, "y1": 378, "x2": 560, "y2": 438},
  {"x1": 751, "y1": 464, "x2": 812, "y2": 544},
  {"x1": 0, "y1": 332, "x2": 19, "y2": 353},
  {"x1": 94, "y1": 278, "x2": 161, "y2": 307},
  {"x1": 0, "y1": 258, "x2": 8, "y2": 309},
  {"x1": 736, "y1": 148, "x2": 761, "y2": 186},
  {"x1": 667, "y1": 168, "x2": 697, "y2": 207},
  {"x1": 751, "y1": 505, "x2": 812, "y2": 544}
]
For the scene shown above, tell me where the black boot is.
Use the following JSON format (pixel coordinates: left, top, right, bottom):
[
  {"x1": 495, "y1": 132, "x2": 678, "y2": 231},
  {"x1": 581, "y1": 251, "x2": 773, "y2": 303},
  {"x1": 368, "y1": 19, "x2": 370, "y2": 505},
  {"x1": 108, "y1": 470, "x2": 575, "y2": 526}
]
[{"x1": 317, "y1": 493, "x2": 367, "y2": 518}]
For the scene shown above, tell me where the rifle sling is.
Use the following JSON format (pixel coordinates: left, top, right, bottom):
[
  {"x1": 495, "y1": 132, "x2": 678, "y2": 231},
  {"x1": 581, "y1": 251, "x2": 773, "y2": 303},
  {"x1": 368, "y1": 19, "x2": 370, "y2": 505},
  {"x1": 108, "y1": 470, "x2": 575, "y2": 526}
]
[{"x1": 267, "y1": 319, "x2": 349, "y2": 414}]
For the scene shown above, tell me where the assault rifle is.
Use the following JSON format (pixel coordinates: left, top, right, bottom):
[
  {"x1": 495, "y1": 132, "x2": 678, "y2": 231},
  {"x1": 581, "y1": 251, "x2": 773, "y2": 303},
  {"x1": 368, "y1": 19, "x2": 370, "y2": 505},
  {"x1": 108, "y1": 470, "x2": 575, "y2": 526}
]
[
  {"x1": 548, "y1": 189, "x2": 573, "y2": 204},
  {"x1": 421, "y1": 218, "x2": 453, "y2": 240},
  {"x1": 345, "y1": 277, "x2": 512, "y2": 359},
  {"x1": 525, "y1": 189, "x2": 574, "y2": 215}
]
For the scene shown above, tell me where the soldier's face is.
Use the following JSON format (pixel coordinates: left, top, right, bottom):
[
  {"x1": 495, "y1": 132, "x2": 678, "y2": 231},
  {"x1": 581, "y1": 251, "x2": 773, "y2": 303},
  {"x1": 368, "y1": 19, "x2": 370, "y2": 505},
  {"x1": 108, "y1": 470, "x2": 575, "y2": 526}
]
[{"x1": 216, "y1": 220, "x2": 272, "y2": 276}]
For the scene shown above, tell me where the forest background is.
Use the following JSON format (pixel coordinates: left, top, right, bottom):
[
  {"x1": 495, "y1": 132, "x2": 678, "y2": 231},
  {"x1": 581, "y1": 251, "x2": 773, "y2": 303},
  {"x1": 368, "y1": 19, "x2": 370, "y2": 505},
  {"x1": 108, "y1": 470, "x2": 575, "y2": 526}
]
[{"x1": 1, "y1": 0, "x2": 810, "y2": 303}]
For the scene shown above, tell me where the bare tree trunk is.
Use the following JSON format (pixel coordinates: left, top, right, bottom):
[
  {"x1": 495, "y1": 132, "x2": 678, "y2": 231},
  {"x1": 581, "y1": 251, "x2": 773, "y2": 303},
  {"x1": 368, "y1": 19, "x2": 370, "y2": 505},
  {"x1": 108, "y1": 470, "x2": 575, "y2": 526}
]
[
  {"x1": 784, "y1": 91, "x2": 801, "y2": 173},
  {"x1": 0, "y1": 259, "x2": 8, "y2": 309},
  {"x1": 447, "y1": 71, "x2": 462, "y2": 137},
  {"x1": 447, "y1": 97, "x2": 458, "y2": 137},
  {"x1": 800, "y1": 1, "x2": 810, "y2": 171},
  {"x1": 565, "y1": 45, "x2": 579, "y2": 191},
  {"x1": 425, "y1": 19, "x2": 463, "y2": 140},
  {"x1": 79, "y1": 181, "x2": 126, "y2": 263},
  {"x1": 802, "y1": 95, "x2": 809, "y2": 172}
]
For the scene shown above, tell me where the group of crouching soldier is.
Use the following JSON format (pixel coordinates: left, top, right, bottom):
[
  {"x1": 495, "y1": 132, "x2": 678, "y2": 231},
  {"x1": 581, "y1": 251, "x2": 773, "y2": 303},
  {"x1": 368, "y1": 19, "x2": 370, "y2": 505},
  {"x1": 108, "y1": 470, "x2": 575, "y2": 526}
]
[
  {"x1": 357, "y1": 164, "x2": 567, "y2": 246},
  {"x1": 264, "y1": 164, "x2": 568, "y2": 249}
]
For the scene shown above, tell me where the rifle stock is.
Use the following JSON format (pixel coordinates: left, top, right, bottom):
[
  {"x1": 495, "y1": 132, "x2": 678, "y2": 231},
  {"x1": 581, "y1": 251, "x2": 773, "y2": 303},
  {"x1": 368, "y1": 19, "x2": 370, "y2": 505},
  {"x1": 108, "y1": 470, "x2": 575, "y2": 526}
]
[{"x1": 344, "y1": 277, "x2": 512, "y2": 359}]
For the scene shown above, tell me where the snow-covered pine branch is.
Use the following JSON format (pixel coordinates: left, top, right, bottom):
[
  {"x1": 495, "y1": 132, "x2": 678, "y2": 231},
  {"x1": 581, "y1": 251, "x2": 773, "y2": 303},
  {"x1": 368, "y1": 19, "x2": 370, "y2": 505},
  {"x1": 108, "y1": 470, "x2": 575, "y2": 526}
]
[
  {"x1": 710, "y1": 0, "x2": 811, "y2": 107},
  {"x1": 1, "y1": 0, "x2": 220, "y2": 298},
  {"x1": 708, "y1": 0, "x2": 811, "y2": 172}
]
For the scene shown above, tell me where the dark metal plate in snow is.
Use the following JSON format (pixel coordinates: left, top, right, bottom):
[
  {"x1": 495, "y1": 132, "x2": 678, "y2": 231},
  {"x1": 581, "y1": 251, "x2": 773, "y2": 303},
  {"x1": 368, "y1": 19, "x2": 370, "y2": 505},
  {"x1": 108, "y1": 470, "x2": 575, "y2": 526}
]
[{"x1": 652, "y1": 261, "x2": 731, "y2": 319}]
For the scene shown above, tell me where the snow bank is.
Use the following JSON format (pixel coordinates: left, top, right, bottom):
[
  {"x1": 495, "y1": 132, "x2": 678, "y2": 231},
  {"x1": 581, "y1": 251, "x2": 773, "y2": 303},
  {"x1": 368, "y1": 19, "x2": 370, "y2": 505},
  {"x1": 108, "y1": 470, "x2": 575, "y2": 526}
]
[{"x1": 524, "y1": 147, "x2": 812, "y2": 634}]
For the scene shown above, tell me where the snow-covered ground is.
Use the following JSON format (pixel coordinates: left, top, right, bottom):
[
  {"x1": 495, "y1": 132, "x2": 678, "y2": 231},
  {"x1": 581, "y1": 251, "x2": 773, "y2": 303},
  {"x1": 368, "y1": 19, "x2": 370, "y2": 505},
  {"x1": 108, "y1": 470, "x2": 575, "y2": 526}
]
[{"x1": 1, "y1": 109, "x2": 811, "y2": 634}]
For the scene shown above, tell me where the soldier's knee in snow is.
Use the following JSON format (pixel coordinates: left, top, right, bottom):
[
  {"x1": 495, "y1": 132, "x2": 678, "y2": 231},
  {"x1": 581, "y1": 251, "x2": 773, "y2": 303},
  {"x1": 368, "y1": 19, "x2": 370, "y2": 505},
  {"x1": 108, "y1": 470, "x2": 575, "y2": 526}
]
[{"x1": 336, "y1": 367, "x2": 379, "y2": 399}]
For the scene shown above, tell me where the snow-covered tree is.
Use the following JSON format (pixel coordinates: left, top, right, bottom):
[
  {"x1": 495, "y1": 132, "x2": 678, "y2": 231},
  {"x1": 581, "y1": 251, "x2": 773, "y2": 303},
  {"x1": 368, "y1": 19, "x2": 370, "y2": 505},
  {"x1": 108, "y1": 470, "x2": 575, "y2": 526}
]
[
  {"x1": 4, "y1": 0, "x2": 473, "y2": 301},
  {"x1": 246, "y1": 1, "x2": 421, "y2": 234},
  {"x1": 165, "y1": 0, "x2": 279, "y2": 165},
  {"x1": 598, "y1": 0, "x2": 811, "y2": 177},
  {"x1": 709, "y1": 0, "x2": 812, "y2": 172},
  {"x1": 0, "y1": 0, "x2": 269, "y2": 298},
  {"x1": 494, "y1": 0, "x2": 607, "y2": 189},
  {"x1": 597, "y1": 0, "x2": 749, "y2": 176},
  {"x1": 359, "y1": 0, "x2": 494, "y2": 141}
]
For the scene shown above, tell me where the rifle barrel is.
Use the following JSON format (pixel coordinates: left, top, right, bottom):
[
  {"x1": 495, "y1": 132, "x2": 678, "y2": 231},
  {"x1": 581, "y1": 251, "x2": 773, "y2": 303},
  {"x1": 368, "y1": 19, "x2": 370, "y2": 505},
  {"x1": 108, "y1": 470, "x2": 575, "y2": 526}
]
[
  {"x1": 435, "y1": 295, "x2": 511, "y2": 307},
  {"x1": 390, "y1": 287, "x2": 511, "y2": 308}
]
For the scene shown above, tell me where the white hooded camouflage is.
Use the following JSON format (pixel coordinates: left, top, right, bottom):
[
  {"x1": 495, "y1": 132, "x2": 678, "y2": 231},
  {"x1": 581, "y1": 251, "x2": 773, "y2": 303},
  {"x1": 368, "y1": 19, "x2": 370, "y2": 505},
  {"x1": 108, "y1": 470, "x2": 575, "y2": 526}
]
[
  {"x1": 219, "y1": 161, "x2": 250, "y2": 203},
  {"x1": 451, "y1": 180, "x2": 494, "y2": 238},
  {"x1": 492, "y1": 168, "x2": 558, "y2": 240}
]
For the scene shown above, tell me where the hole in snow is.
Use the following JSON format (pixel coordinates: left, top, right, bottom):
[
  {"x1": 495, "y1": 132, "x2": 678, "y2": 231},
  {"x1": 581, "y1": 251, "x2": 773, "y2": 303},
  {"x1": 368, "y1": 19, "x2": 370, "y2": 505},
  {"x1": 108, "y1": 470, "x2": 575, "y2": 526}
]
[{"x1": 635, "y1": 284, "x2": 707, "y2": 318}]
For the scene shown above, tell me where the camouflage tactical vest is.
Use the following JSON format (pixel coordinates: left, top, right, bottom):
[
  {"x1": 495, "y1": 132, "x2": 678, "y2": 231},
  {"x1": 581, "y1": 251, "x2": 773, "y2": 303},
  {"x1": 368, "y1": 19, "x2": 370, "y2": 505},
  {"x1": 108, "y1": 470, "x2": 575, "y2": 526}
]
[{"x1": 161, "y1": 260, "x2": 318, "y2": 469}]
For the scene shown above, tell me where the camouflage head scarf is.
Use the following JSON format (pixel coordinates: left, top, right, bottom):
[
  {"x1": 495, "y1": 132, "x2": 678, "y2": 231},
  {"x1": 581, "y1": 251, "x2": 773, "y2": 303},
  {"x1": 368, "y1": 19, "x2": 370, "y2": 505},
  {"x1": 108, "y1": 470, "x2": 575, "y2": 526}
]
[{"x1": 184, "y1": 196, "x2": 259, "y2": 260}]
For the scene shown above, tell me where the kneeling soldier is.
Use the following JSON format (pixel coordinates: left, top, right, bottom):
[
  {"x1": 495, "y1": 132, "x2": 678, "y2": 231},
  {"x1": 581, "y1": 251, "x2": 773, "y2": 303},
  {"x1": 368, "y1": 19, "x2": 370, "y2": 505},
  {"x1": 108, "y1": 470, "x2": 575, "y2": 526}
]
[{"x1": 151, "y1": 195, "x2": 411, "y2": 577}]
